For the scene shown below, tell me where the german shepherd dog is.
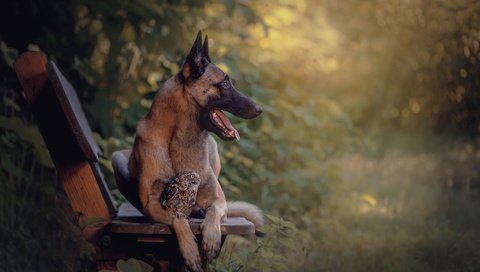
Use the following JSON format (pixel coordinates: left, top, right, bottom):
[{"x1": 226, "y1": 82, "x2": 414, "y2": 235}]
[{"x1": 126, "y1": 31, "x2": 263, "y2": 271}]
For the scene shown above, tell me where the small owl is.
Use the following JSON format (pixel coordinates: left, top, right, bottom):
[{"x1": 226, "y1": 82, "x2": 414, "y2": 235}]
[{"x1": 159, "y1": 171, "x2": 201, "y2": 218}]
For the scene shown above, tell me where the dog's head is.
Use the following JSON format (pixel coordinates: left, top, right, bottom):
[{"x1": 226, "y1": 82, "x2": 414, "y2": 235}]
[{"x1": 178, "y1": 31, "x2": 263, "y2": 141}]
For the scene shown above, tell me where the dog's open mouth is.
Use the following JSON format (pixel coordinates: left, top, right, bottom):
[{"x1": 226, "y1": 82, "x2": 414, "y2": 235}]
[{"x1": 210, "y1": 109, "x2": 240, "y2": 140}]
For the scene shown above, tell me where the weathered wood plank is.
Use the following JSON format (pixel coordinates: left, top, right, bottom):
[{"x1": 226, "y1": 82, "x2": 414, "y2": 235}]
[
  {"x1": 13, "y1": 51, "x2": 48, "y2": 104},
  {"x1": 110, "y1": 203, "x2": 256, "y2": 235},
  {"x1": 14, "y1": 52, "x2": 113, "y2": 239},
  {"x1": 46, "y1": 61, "x2": 100, "y2": 162},
  {"x1": 57, "y1": 161, "x2": 111, "y2": 240}
]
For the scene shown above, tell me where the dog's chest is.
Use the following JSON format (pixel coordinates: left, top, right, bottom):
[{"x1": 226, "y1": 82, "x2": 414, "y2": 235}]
[{"x1": 168, "y1": 133, "x2": 209, "y2": 172}]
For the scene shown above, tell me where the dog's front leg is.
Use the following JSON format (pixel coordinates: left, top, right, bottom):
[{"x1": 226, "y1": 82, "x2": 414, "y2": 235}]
[
  {"x1": 143, "y1": 180, "x2": 203, "y2": 272},
  {"x1": 200, "y1": 193, "x2": 227, "y2": 262},
  {"x1": 173, "y1": 216, "x2": 204, "y2": 272}
]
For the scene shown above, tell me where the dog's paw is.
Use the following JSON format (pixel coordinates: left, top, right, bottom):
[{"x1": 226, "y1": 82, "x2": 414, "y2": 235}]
[
  {"x1": 183, "y1": 249, "x2": 203, "y2": 272},
  {"x1": 201, "y1": 220, "x2": 222, "y2": 262}
]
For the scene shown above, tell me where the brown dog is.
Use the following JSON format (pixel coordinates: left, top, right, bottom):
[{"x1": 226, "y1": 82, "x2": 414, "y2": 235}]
[{"x1": 126, "y1": 31, "x2": 263, "y2": 271}]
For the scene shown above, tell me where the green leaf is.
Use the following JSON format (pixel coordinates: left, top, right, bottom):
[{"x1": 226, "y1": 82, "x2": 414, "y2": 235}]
[
  {"x1": 3, "y1": 96, "x2": 21, "y2": 112},
  {"x1": 0, "y1": 41, "x2": 19, "y2": 67},
  {"x1": 117, "y1": 259, "x2": 141, "y2": 272},
  {"x1": 86, "y1": 91, "x2": 116, "y2": 136},
  {"x1": 99, "y1": 158, "x2": 114, "y2": 173},
  {"x1": 279, "y1": 238, "x2": 296, "y2": 250},
  {"x1": 265, "y1": 214, "x2": 281, "y2": 224},
  {"x1": 117, "y1": 258, "x2": 153, "y2": 272},
  {"x1": 81, "y1": 216, "x2": 107, "y2": 229},
  {"x1": 137, "y1": 259, "x2": 154, "y2": 272}
]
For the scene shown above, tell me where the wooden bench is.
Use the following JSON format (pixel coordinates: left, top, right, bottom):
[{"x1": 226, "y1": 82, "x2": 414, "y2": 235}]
[{"x1": 14, "y1": 51, "x2": 255, "y2": 271}]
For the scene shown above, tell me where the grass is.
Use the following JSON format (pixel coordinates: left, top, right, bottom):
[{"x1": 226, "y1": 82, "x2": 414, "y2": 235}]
[
  {"x1": 303, "y1": 134, "x2": 480, "y2": 272},
  {"x1": 215, "y1": 133, "x2": 480, "y2": 272}
]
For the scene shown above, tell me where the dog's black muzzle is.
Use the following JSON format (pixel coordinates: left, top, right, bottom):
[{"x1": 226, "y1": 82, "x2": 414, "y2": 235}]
[
  {"x1": 207, "y1": 86, "x2": 263, "y2": 119},
  {"x1": 199, "y1": 85, "x2": 262, "y2": 141}
]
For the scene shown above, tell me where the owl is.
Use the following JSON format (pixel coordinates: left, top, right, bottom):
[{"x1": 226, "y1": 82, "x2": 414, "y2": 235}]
[{"x1": 159, "y1": 171, "x2": 201, "y2": 218}]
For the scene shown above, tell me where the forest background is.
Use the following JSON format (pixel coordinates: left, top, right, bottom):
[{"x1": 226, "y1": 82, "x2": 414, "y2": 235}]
[{"x1": 1, "y1": 0, "x2": 480, "y2": 271}]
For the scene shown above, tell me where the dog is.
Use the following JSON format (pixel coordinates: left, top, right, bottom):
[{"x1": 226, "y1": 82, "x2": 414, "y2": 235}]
[{"x1": 123, "y1": 31, "x2": 264, "y2": 271}]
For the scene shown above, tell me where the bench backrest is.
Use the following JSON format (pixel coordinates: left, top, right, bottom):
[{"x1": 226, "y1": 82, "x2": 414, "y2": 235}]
[{"x1": 14, "y1": 52, "x2": 115, "y2": 239}]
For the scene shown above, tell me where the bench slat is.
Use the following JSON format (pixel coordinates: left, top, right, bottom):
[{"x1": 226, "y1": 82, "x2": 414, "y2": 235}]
[
  {"x1": 110, "y1": 203, "x2": 256, "y2": 235},
  {"x1": 46, "y1": 62, "x2": 100, "y2": 162}
]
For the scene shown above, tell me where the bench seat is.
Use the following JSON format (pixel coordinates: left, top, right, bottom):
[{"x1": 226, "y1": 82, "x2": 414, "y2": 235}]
[{"x1": 110, "y1": 202, "x2": 255, "y2": 235}]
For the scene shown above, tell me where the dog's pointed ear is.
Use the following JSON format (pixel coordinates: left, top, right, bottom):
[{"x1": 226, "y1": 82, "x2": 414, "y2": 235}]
[
  {"x1": 181, "y1": 31, "x2": 208, "y2": 81},
  {"x1": 203, "y1": 35, "x2": 211, "y2": 62}
]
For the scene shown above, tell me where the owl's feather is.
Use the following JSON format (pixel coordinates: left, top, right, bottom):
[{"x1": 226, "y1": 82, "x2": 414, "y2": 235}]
[
  {"x1": 160, "y1": 181, "x2": 178, "y2": 207},
  {"x1": 159, "y1": 171, "x2": 200, "y2": 217}
]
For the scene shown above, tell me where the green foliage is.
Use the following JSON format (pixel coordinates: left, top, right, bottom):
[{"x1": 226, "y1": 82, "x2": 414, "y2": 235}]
[
  {"x1": 300, "y1": 139, "x2": 480, "y2": 272},
  {"x1": 212, "y1": 215, "x2": 309, "y2": 272},
  {"x1": 318, "y1": 0, "x2": 480, "y2": 135},
  {"x1": 80, "y1": 216, "x2": 108, "y2": 230},
  {"x1": 0, "y1": 115, "x2": 53, "y2": 167},
  {"x1": 111, "y1": 258, "x2": 153, "y2": 272},
  {"x1": 0, "y1": 87, "x2": 94, "y2": 270},
  {"x1": 98, "y1": 258, "x2": 154, "y2": 272}
]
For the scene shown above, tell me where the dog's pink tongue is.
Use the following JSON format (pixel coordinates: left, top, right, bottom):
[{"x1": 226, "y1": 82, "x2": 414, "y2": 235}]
[{"x1": 213, "y1": 109, "x2": 240, "y2": 140}]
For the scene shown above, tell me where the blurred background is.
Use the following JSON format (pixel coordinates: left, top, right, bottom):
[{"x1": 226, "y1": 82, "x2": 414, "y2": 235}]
[{"x1": 1, "y1": 0, "x2": 480, "y2": 271}]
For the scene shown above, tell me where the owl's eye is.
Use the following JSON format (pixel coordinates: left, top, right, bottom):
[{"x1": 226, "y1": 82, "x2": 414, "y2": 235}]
[
  {"x1": 221, "y1": 80, "x2": 230, "y2": 89},
  {"x1": 190, "y1": 174, "x2": 195, "y2": 179}
]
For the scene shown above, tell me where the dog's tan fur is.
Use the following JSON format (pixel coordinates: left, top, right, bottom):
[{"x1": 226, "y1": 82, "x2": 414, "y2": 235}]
[{"x1": 128, "y1": 36, "x2": 262, "y2": 271}]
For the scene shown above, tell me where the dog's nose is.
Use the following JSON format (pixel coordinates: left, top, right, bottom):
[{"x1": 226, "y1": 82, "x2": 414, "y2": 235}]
[{"x1": 254, "y1": 105, "x2": 263, "y2": 115}]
